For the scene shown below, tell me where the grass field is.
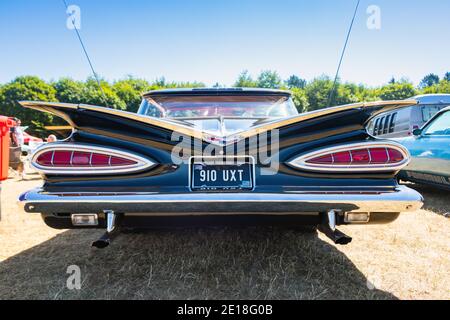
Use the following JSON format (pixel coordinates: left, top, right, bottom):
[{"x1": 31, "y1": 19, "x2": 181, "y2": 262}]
[{"x1": 0, "y1": 177, "x2": 449, "y2": 300}]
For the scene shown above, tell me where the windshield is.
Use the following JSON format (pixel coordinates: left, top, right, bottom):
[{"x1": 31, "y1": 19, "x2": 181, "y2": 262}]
[
  {"x1": 138, "y1": 95, "x2": 298, "y2": 118},
  {"x1": 423, "y1": 111, "x2": 450, "y2": 135}
]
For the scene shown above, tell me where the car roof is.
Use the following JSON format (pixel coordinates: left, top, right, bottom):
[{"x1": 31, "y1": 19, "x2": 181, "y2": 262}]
[
  {"x1": 409, "y1": 94, "x2": 450, "y2": 104},
  {"x1": 142, "y1": 87, "x2": 292, "y2": 98}
]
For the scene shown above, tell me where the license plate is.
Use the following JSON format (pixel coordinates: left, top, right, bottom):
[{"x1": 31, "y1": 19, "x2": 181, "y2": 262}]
[{"x1": 190, "y1": 157, "x2": 255, "y2": 191}]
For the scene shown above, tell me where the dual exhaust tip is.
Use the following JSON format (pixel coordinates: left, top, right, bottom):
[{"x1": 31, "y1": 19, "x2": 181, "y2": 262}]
[
  {"x1": 92, "y1": 234, "x2": 113, "y2": 249},
  {"x1": 73, "y1": 209, "x2": 356, "y2": 249},
  {"x1": 318, "y1": 210, "x2": 353, "y2": 245},
  {"x1": 72, "y1": 211, "x2": 120, "y2": 249}
]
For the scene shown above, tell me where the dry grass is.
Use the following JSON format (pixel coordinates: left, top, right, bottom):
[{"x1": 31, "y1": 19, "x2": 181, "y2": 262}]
[{"x1": 0, "y1": 177, "x2": 449, "y2": 300}]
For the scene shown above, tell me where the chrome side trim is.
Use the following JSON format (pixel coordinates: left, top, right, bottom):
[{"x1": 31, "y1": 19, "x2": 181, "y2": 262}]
[
  {"x1": 288, "y1": 141, "x2": 410, "y2": 172},
  {"x1": 30, "y1": 143, "x2": 155, "y2": 175}
]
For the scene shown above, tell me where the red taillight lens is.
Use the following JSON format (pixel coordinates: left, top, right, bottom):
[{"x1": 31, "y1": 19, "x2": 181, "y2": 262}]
[
  {"x1": 110, "y1": 157, "x2": 136, "y2": 166},
  {"x1": 306, "y1": 147, "x2": 405, "y2": 165},
  {"x1": 387, "y1": 149, "x2": 404, "y2": 162},
  {"x1": 350, "y1": 149, "x2": 370, "y2": 164},
  {"x1": 72, "y1": 152, "x2": 91, "y2": 166},
  {"x1": 32, "y1": 145, "x2": 154, "y2": 175},
  {"x1": 369, "y1": 148, "x2": 389, "y2": 163},
  {"x1": 36, "y1": 152, "x2": 53, "y2": 166},
  {"x1": 91, "y1": 153, "x2": 110, "y2": 166},
  {"x1": 52, "y1": 151, "x2": 72, "y2": 166},
  {"x1": 333, "y1": 151, "x2": 351, "y2": 164},
  {"x1": 311, "y1": 155, "x2": 333, "y2": 164},
  {"x1": 290, "y1": 143, "x2": 409, "y2": 172},
  {"x1": 36, "y1": 150, "x2": 138, "y2": 167}
]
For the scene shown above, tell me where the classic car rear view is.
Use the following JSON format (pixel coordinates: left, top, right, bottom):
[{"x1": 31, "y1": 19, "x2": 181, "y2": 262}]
[{"x1": 18, "y1": 88, "x2": 423, "y2": 248}]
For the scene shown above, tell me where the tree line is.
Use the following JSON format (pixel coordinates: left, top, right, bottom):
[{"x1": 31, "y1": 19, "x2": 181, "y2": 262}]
[{"x1": 0, "y1": 71, "x2": 449, "y2": 135}]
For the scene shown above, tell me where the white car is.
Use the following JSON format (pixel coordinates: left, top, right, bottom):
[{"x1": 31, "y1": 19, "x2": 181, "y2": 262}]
[{"x1": 367, "y1": 94, "x2": 450, "y2": 138}]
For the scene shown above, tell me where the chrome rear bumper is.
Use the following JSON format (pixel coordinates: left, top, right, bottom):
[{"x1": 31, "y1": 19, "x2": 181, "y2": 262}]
[{"x1": 19, "y1": 185, "x2": 423, "y2": 216}]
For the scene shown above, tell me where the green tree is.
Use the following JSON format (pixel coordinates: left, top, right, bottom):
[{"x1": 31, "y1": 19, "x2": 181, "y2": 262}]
[
  {"x1": 52, "y1": 78, "x2": 85, "y2": 103},
  {"x1": 171, "y1": 81, "x2": 205, "y2": 88},
  {"x1": 419, "y1": 73, "x2": 440, "y2": 89},
  {"x1": 0, "y1": 76, "x2": 58, "y2": 135},
  {"x1": 154, "y1": 77, "x2": 167, "y2": 88},
  {"x1": 304, "y1": 76, "x2": 333, "y2": 110},
  {"x1": 304, "y1": 76, "x2": 357, "y2": 110},
  {"x1": 378, "y1": 81, "x2": 417, "y2": 100},
  {"x1": 291, "y1": 88, "x2": 309, "y2": 112},
  {"x1": 444, "y1": 72, "x2": 450, "y2": 82},
  {"x1": 234, "y1": 70, "x2": 257, "y2": 88},
  {"x1": 286, "y1": 75, "x2": 306, "y2": 89},
  {"x1": 153, "y1": 78, "x2": 205, "y2": 89},
  {"x1": 422, "y1": 80, "x2": 450, "y2": 94},
  {"x1": 82, "y1": 77, "x2": 126, "y2": 110},
  {"x1": 354, "y1": 84, "x2": 379, "y2": 102},
  {"x1": 257, "y1": 70, "x2": 282, "y2": 89},
  {"x1": 335, "y1": 83, "x2": 360, "y2": 105},
  {"x1": 113, "y1": 77, "x2": 151, "y2": 113}
]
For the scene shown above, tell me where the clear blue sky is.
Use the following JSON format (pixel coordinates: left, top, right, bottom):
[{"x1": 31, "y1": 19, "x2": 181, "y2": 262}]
[{"x1": 1, "y1": 0, "x2": 449, "y2": 86}]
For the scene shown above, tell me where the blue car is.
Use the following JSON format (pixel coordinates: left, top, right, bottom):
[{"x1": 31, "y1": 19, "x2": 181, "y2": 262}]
[{"x1": 398, "y1": 106, "x2": 450, "y2": 190}]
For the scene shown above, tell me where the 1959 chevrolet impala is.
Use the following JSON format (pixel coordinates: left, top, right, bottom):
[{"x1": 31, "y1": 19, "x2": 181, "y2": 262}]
[{"x1": 18, "y1": 88, "x2": 423, "y2": 247}]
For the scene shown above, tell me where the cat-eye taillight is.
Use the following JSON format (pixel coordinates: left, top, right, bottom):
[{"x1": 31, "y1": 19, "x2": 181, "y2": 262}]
[
  {"x1": 32, "y1": 144, "x2": 154, "y2": 175},
  {"x1": 289, "y1": 142, "x2": 410, "y2": 172}
]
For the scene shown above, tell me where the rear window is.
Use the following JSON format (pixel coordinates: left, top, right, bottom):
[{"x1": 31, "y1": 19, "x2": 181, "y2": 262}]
[
  {"x1": 138, "y1": 95, "x2": 298, "y2": 118},
  {"x1": 422, "y1": 105, "x2": 446, "y2": 122}
]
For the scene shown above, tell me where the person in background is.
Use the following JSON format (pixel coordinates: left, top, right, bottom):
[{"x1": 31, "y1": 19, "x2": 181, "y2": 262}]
[
  {"x1": 46, "y1": 134, "x2": 57, "y2": 143},
  {"x1": 9, "y1": 118, "x2": 25, "y2": 180}
]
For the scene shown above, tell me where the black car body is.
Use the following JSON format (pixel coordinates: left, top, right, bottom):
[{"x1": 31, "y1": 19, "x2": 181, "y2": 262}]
[{"x1": 18, "y1": 88, "x2": 423, "y2": 246}]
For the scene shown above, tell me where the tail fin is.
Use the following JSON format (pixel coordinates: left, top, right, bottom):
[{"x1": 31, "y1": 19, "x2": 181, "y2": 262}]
[{"x1": 19, "y1": 99, "x2": 417, "y2": 141}]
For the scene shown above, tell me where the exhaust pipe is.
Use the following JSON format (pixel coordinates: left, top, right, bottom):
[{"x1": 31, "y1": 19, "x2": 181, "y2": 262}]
[
  {"x1": 92, "y1": 210, "x2": 121, "y2": 249},
  {"x1": 91, "y1": 232, "x2": 114, "y2": 249},
  {"x1": 318, "y1": 210, "x2": 352, "y2": 245}
]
